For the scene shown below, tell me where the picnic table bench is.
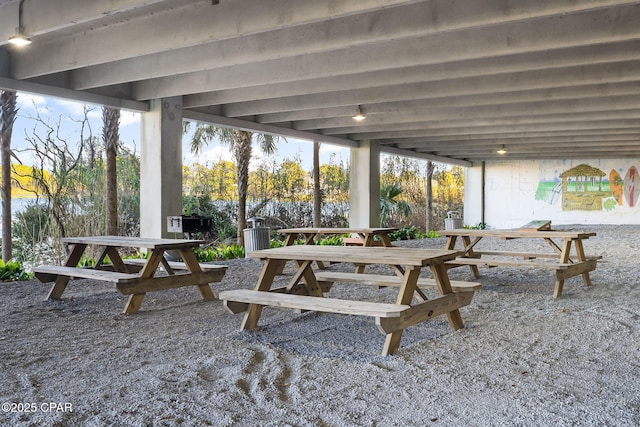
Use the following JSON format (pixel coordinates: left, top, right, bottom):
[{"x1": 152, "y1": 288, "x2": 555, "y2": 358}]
[
  {"x1": 219, "y1": 245, "x2": 479, "y2": 356},
  {"x1": 440, "y1": 229, "x2": 600, "y2": 298},
  {"x1": 33, "y1": 236, "x2": 227, "y2": 313}
]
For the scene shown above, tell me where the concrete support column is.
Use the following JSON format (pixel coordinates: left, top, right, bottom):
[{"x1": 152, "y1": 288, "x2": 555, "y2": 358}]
[
  {"x1": 463, "y1": 162, "x2": 484, "y2": 227},
  {"x1": 349, "y1": 140, "x2": 380, "y2": 227},
  {"x1": 140, "y1": 97, "x2": 183, "y2": 238}
]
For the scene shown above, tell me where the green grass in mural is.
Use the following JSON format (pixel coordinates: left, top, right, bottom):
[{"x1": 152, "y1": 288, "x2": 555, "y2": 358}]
[
  {"x1": 535, "y1": 181, "x2": 558, "y2": 201},
  {"x1": 536, "y1": 180, "x2": 613, "y2": 203}
]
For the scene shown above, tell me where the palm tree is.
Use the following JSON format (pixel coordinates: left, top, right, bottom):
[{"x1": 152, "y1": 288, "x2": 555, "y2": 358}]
[
  {"x1": 425, "y1": 160, "x2": 435, "y2": 231},
  {"x1": 189, "y1": 125, "x2": 278, "y2": 246},
  {"x1": 102, "y1": 106, "x2": 120, "y2": 235},
  {"x1": 313, "y1": 141, "x2": 321, "y2": 227},
  {"x1": 380, "y1": 183, "x2": 411, "y2": 227},
  {"x1": 0, "y1": 90, "x2": 18, "y2": 261}
]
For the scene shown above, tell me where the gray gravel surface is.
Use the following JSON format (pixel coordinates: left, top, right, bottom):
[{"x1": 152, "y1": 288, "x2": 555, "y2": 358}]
[{"x1": 1, "y1": 225, "x2": 638, "y2": 426}]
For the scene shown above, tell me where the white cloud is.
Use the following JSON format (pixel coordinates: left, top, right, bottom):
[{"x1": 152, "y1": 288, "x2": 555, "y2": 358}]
[
  {"x1": 183, "y1": 145, "x2": 233, "y2": 166},
  {"x1": 53, "y1": 99, "x2": 101, "y2": 120},
  {"x1": 16, "y1": 93, "x2": 48, "y2": 117},
  {"x1": 119, "y1": 111, "x2": 140, "y2": 127}
]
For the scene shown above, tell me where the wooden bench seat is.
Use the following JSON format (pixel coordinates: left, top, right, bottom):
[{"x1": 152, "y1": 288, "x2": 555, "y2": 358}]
[
  {"x1": 34, "y1": 265, "x2": 228, "y2": 296},
  {"x1": 314, "y1": 271, "x2": 480, "y2": 292},
  {"x1": 446, "y1": 257, "x2": 583, "y2": 269},
  {"x1": 219, "y1": 289, "x2": 409, "y2": 318},
  {"x1": 471, "y1": 250, "x2": 602, "y2": 261},
  {"x1": 342, "y1": 237, "x2": 383, "y2": 246},
  {"x1": 33, "y1": 265, "x2": 141, "y2": 284},
  {"x1": 124, "y1": 258, "x2": 225, "y2": 271}
]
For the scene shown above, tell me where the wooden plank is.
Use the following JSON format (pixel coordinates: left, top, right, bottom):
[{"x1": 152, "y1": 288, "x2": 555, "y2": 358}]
[
  {"x1": 314, "y1": 271, "x2": 480, "y2": 292},
  {"x1": 219, "y1": 289, "x2": 409, "y2": 318},
  {"x1": 446, "y1": 258, "x2": 577, "y2": 269},
  {"x1": 33, "y1": 265, "x2": 140, "y2": 283},
  {"x1": 247, "y1": 246, "x2": 459, "y2": 267},
  {"x1": 343, "y1": 237, "x2": 383, "y2": 246},
  {"x1": 376, "y1": 292, "x2": 474, "y2": 334},
  {"x1": 115, "y1": 270, "x2": 226, "y2": 294},
  {"x1": 279, "y1": 227, "x2": 397, "y2": 235},
  {"x1": 62, "y1": 235, "x2": 204, "y2": 250},
  {"x1": 519, "y1": 220, "x2": 552, "y2": 231},
  {"x1": 124, "y1": 258, "x2": 226, "y2": 272},
  {"x1": 440, "y1": 229, "x2": 596, "y2": 239}
]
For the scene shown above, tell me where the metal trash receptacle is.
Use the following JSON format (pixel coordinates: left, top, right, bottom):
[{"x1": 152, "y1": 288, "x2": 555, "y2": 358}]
[
  {"x1": 445, "y1": 211, "x2": 463, "y2": 230},
  {"x1": 243, "y1": 217, "x2": 270, "y2": 256}
]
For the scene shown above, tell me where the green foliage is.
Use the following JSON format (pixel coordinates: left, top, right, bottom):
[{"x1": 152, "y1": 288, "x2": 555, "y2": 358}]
[
  {"x1": 316, "y1": 235, "x2": 345, "y2": 246},
  {"x1": 424, "y1": 230, "x2": 441, "y2": 238},
  {"x1": 193, "y1": 243, "x2": 245, "y2": 261},
  {"x1": 603, "y1": 198, "x2": 617, "y2": 211},
  {"x1": 380, "y1": 183, "x2": 412, "y2": 227},
  {"x1": 0, "y1": 259, "x2": 32, "y2": 281},
  {"x1": 388, "y1": 226, "x2": 429, "y2": 240},
  {"x1": 464, "y1": 222, "x2": 487, "y2": 230},
  {"x1": 270, "y1": 240, "x2": 284, "y2": 248}
]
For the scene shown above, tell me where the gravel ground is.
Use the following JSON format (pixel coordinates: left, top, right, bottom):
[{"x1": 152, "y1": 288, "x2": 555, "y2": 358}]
[{"x1": 1, "y1": 225, "x2": 638, "y2": 426}]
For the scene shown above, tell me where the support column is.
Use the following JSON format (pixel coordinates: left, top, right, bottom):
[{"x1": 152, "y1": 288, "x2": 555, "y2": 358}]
[
  {"x1": 463, "y1": 162, "x2": 484, "y2": 227},
  {"x1": 349, "y1": 140, "x2": 380, "y2": 227},
  {"x1": 140, "y1": 97, "x2": 183, "y2": 238}
]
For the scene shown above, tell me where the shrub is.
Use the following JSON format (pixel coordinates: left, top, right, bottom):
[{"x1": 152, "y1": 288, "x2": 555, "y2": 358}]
[{"x1": 0, "y1": 259, "x2": 32, "y2": 281}]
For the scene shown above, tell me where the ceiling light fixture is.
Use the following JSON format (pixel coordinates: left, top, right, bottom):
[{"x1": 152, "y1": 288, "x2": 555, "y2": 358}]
[
  {"x1": 352, "y1": 105, "x2": 366, "y2": 121},
  {"x1": 497, "y1": 145, "x2": 507, "y2": 155},
  {"x1": 8, "y1": 0, "x2": 31, "y2": 46}
]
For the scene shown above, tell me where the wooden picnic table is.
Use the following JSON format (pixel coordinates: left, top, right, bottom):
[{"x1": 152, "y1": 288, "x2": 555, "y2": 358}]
[
  {"x1": 440, "y1": 229, "x2": 600, "y2": 298},
  {"x1": 278, "y1": 227, "x2": 397, "y2": 272},
  {"x1": 279, "y1": 227, "x2": 397, "y2": 247},
  {"x1": 32, "y1": 236, "x2": 227, "y2": 313},
  {"x1": 219, "y1": 245, "x2": 479, "y2": 356}
]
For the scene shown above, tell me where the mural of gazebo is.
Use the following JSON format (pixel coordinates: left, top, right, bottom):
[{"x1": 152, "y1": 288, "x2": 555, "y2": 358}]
[{"x1": 559, "y1": 164, "x2": 608, "y2": 211}]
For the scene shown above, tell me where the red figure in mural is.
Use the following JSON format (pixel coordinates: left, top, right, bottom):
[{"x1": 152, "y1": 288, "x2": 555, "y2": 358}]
[{"x1": 624, "y1": 166, "x2": 639, "y2": 207}]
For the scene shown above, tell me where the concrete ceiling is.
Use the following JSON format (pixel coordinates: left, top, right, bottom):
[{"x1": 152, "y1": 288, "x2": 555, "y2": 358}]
[{"x1": 2, "y1": 0, "x2": 640, "y2": 166}]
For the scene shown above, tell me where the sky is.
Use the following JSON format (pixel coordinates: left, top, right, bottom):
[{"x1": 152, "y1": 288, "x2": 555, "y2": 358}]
[{"x1": 10, "y1": 93, "x2": 351, "y2": 172}]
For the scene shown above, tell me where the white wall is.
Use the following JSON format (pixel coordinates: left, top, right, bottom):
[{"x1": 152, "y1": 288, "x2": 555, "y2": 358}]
[{"x1": 464, "y1": 159, "x2": 640, "y2": 229}]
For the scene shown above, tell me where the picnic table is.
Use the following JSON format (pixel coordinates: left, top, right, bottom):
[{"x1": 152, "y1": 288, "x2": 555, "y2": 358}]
[
  {"x1": 219, "y1": 245, "x2": 479, "y2": 356},
  {"x1": 440, "y1": 229, "x2": 600, "y2": 298},
  {"x1": 278, "y1": 227, "x2": 397, "y2": 247},
  {"x1": 32, "y1": 236, "x2": 227, "y2": 313},
  {"x1": 278, "y1": 227, "x2": 397, "y2": 272}
]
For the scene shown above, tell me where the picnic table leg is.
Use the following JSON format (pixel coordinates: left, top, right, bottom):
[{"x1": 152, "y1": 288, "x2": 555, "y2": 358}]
[
  {"x1": 553, "y1": 239, "x2": 574, "y2": 298},
  {"x1": 459, "y1": 236, "x2": 480, "y2": 278},
  {"x1": 124, "y1": 294, "x2": 145, "y2": 314},
  {"x1": 287, "y1": 260, "x2": 323, "y2": 297},
  {"x1": 379, "y1": 233, "x2": 394, "y2": 247},
  {"x1": 179, "y1": 249, "x2": 216, "y2": 301},
  {"x1": 305, "y1": 234, "x2": 327, "y2": 270},
  {"x1": 121, "y1": 249, "x2": 164, "y2": 313},
  {"x1": 382, "y1": 267, "x2": 421, "y2": 356},
  {"x1": 241, "y1": 259, "x2": 284, "y2": 330},
  {"x1": 573, "y1": 239, "x2": 592, "y2": 287},
  {"x1": 430, "y1": 263, "x2": 464, "y2": 330},
  {"x1": 47, "y1": 243, "x2": 87, "y2": 300}
]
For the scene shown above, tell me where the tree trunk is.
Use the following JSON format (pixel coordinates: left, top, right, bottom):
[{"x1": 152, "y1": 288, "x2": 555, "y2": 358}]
[
  {"x1": 102, "y1": 107, "x2": 120, "y2": 235},
  {"x1": 425, "y1": 160, "x2": 434, "y2": 232},
  {"x1": 313, "y1": 141, "x2": 321, "y2": 227},
  {"x1": 234, "y1": 130, "x2": 252, "y2": 246},
  {"x1": 0, "y1": 91, "x2": 17, "y2": 261}
]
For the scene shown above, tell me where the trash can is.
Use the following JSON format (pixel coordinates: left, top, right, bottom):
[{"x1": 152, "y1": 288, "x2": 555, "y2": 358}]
[
  {"x1": 243, "y1": 217, "x2": 270, "y2": 256},
  {"x1": 445, "y1": 211, "x2": 463, "y2": 230}
]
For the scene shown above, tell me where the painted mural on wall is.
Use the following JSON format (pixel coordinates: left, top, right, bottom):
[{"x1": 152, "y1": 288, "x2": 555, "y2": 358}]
[{"x1": 536, "y1": 163, "x2": 639, "y2": 211}]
